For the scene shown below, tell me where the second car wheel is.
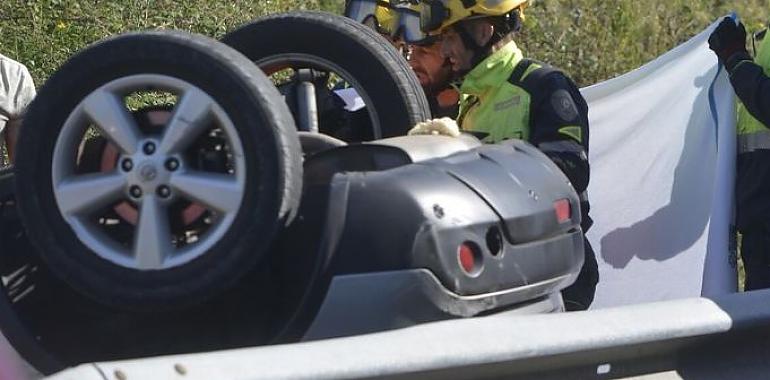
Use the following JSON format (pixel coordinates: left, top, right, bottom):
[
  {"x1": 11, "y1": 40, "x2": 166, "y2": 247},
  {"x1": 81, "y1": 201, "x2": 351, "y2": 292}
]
[
  {"x1": 14, "y1": 31, "x2": 302, "y2": 311},
  {"x1": 222, "y1": 11, "x2": 431, "y2": 141}
]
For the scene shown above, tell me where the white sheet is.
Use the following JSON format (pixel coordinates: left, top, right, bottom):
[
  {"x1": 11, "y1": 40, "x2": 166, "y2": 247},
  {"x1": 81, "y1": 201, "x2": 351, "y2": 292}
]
[{"x1": 582, "y1": 18, "x2": 738, "y2": 308}]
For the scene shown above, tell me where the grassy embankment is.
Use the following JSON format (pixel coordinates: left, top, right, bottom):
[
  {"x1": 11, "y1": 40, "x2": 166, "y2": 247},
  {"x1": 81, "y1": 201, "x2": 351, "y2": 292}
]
[{"x1": 1, "y1": 0, "x2": 767, "y2": 85}]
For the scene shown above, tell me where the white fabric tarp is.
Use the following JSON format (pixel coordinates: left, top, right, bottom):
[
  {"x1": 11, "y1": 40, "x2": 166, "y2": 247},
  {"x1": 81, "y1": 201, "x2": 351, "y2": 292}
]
[{"x1": 582, "y1": 17, "x2": 738, "y2": 308}]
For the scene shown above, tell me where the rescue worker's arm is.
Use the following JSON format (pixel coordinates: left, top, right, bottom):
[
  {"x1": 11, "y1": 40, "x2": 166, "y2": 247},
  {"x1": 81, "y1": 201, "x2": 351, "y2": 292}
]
[
  {"x1": 708, "y1": 17, "x2": 770, "y2": 126},
  {"x1": 727, "y1": 55, "x2": 770, "y2": 127},
  {"x1": 528, "y1": 72, "x2": 590, "y2": 194}
]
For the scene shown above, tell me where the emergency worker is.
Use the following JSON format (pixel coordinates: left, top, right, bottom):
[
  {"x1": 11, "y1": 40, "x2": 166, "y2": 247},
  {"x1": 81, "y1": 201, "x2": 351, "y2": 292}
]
[
  {"x1": 408, "y1": 38, "x2": 460, "y2": 118},
  {"x1": 709, "y1": 17, "x2": 770, "y2": 290},
  {"x1": 0, "y1": 53, "x2": 36, "y2": 164},
  {"x1": 416, "y1": 0, "x2": 598, "y2": 310},
  {"x1": 345, "y1": 0, "x2": 459, "y2": 118}
]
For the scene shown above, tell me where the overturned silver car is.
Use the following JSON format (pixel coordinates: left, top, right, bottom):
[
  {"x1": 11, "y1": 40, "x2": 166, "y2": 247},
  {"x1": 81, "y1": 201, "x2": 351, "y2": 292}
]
[{"x1": 0, "y1": 11, "x2": 583, "y2": 375}]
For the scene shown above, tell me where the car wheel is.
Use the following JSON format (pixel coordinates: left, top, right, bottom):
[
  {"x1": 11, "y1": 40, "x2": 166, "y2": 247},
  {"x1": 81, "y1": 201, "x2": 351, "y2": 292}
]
[
  {"x1": 14, "y1": 30, "x2": 302, "y2": 311},
  {"x1": 222, "y1": 11, "x2": 431, "y2": 142}
]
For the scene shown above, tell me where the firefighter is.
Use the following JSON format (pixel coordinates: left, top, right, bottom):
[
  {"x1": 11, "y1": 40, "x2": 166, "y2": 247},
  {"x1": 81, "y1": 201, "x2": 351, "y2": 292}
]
[
  {"x1": 345, "y1": 0, "x2": 460, "y2": 118},
  {"x1": 709, "y1": 17, "x2": 770, "y2": 290},
  {"x1": 414, "y1": 0, "x2": 598, "y2": 310}
]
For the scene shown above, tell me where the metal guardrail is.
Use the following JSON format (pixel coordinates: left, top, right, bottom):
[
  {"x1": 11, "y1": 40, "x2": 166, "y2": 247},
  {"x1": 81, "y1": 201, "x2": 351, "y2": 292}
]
[{"x1": 45, "y1": 289, "x2": 770, "y2": 380}]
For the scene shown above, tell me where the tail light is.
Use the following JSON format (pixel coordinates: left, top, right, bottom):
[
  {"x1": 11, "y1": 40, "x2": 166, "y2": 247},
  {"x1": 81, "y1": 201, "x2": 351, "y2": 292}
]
[
  {"x1": 458, "y1": 242, "x2": 482, "y2": 276},
  {"x1": 554, "y1": 199, "x2": 572, "y2": 224}
]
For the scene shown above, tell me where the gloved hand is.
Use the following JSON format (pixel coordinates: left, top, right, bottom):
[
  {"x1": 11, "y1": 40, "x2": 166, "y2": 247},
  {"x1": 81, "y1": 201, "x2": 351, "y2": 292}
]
[
  {"x1": 708, "y1": 17, "x2": 749, "y2": 70},
  {"x1": 407, "y1": 117, "x2": 461, "y2": 137}
]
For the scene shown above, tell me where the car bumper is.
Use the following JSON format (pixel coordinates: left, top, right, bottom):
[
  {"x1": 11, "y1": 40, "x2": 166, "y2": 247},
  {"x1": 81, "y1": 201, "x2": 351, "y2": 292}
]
[{"x1": 302, "y1": 269, "x2": 566, "y2": 341}]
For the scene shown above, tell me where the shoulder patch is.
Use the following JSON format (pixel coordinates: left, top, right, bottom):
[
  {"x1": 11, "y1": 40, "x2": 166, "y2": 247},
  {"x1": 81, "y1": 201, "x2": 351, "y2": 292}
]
[
  {"x1": 551, "y1": 89, "x2": 579, "y2": 122},
  {"x1": 559, "y1": 126, "x2": 582, "y2": 142}
]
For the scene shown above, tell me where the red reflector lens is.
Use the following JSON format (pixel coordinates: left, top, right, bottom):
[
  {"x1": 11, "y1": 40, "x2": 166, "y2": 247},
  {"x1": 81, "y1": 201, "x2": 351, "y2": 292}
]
[
  {"x1": 459, "y1": 245, "x2": 475, "y2": 273},
  {"x1": 458, "y1": 242, "x2": 480, "y2": 275},
  {"x1": 554, "y1": 199, "x2": 571, "y2": 223}
]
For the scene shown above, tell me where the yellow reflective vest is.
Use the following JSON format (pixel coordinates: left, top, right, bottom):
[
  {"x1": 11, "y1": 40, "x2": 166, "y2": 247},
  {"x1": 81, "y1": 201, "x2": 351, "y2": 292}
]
[
  {"x1": 458, "y1": 41, "x2": 532, "y2": 142},
  {"x1": 737, "y1": 33, "x2": 770, "y2": 153}
]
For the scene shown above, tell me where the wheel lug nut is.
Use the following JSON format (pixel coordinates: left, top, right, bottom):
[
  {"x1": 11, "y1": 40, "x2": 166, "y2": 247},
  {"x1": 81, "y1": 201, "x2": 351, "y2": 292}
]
[
  {"x1": 165, "y1": 158, "x2": 179, "y2": 171},
  {"x1": 130, "y1": 186, "x2": 143, "y2": 199},
  {"x1": 157, "y1": 186, "x2": 171, "y2": 198},
  {"x1": 143, "y1": 142, "x2": 156, "y2": 155},
  {"x1": 121, "y1": 159, "x2": 133, "y2": 172}
]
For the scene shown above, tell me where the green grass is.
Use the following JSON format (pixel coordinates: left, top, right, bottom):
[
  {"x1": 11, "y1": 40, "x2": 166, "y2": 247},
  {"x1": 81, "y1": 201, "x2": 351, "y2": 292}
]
[
  {"x1": 0, "y1": 0, "x2": 341, "y2": 84},
  {"x1": 1, "y1": 1, "x2": 768, "y2": 86},
  {"x1": 519, "y1": 0, "x2": 770, "y2": 86}
]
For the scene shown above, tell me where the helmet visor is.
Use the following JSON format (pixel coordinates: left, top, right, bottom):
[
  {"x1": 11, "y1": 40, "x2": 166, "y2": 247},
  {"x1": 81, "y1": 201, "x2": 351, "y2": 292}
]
[
  {"x1": 420, "y1": 0, "x2": 449, "y2": 34},
  {"x1": 346, "y1": 0, "x2": 394, "y2": 34},
  {"x1": 396, "y1": 7, "x2": 430, "y2": 43},
  {"x1": 345, "y1": 0, "x2": 379, "y2": 23},
  {"x1": 347, "y1": 1, "x2": 432, "y2": 44}
]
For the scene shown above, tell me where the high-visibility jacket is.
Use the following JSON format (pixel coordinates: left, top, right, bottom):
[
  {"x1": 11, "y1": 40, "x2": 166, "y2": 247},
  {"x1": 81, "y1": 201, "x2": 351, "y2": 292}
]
[
  {"x1": 457, "y1": 41, "x2": 592, "y2": 230},
  {"x1": 737, "y1": 33, "x2": 770, "y2": 151},
  {"x1": 731, "y1": 34, "x2": 770, "y2": 230}
]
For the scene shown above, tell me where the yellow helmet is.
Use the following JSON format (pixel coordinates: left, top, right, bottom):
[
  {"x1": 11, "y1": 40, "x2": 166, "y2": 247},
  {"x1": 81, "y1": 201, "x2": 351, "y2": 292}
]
[
  {"x1": 420, "y1": 0, "x2": 530, "y2": 34},
  {"x1": 345, "y1": 0, "x2": 432, "y2": 43},
  {"x1": 345, "y1": 0, "x2": 395, "y2": 34},
  {"x1": 374, "y1": 1, "x2": 398, "y2": 32}
]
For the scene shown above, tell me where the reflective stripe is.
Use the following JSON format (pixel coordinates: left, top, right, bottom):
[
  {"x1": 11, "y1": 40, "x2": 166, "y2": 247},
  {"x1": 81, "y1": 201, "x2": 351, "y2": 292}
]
[
  {"x1": 538, "y1": 140, "x2": 588, "y2": 159},
  {"x1": 558, "y1": 126, "x2": 582, "y2": 142},
  {"x1": 738, "y1": 131, "x2": 770, "y2": 153}
]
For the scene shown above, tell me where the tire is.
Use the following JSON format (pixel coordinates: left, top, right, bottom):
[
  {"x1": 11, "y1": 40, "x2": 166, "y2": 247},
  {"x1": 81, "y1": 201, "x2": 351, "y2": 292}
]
[
  {"x1": 14, "y1": 31, "x2": 302, "y2": 311},
  {"x1": 222, "y1": 11, "x2": 431, "y2": 140}
]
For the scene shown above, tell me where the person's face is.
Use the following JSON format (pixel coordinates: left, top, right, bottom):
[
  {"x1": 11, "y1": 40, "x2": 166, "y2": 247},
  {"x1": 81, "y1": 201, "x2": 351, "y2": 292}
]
[
  {"x1": 408, "y1": 41, "x2": 452, "y2": 92},
  {"x1": 439, "y1": 27, "x2": 476, "y2": 73},
  {"x1": 439, "y1": 21, "x2": 495, "y2": 74}
]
